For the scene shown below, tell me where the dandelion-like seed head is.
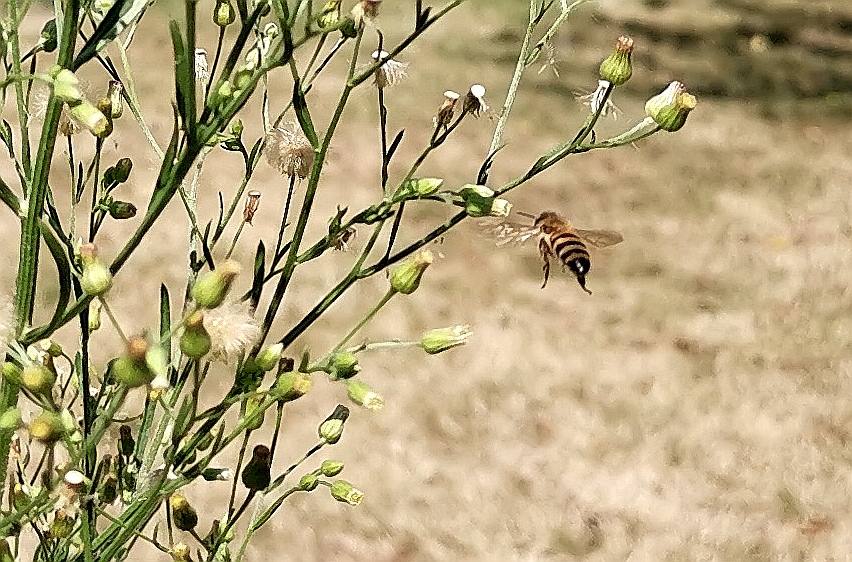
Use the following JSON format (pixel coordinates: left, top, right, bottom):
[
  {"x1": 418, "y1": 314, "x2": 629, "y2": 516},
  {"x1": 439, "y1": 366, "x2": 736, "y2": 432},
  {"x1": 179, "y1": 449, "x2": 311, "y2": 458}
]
[
  {"x1": 265, "y1": 123, "x2": 314, "y2": 179},
  {"x1": 463, "y1": 84, "x2": 487, "y2": 116},
  {"x1": 195, "y1": 48, "x2": 210, "y2": 82},
  {"x1": 371, "y1": 50, "x2": 408, "y2": 89},
  {"x1": 202, "y1": 301, "x2": 261, "y2": 362}
]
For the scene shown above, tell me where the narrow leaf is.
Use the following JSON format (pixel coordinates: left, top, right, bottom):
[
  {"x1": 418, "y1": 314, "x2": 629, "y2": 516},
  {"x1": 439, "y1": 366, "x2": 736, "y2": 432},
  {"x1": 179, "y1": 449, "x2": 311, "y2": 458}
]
[
  {"x1": 249, "y1": 241, "x2": 266, "y2": 309},
  {"x1": 159, "y1": 284, "x2": 171, "y2": 360},
  {"x1": 39, "y1": 221, "x2": 71, "y2": 335},
  {"x1": 292, "y1": 79, "x2": 318, "y2": 148}
]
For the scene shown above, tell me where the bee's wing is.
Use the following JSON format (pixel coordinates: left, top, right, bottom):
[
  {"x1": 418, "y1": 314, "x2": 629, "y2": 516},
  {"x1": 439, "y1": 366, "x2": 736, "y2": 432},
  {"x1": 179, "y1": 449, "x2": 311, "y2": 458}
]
[
  {"x1": 575, "y1": 228, "x2": 624, "y2": 248},
  {"x1": 477, "y1": 218, "x2": 539, "y2": 247}
]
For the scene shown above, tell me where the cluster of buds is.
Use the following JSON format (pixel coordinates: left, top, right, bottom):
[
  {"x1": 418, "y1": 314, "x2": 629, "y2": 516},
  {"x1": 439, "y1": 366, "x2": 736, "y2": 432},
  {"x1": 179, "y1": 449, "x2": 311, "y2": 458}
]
[{"x1": 50, "y1": 67, "x2": 112, "y2": 138}]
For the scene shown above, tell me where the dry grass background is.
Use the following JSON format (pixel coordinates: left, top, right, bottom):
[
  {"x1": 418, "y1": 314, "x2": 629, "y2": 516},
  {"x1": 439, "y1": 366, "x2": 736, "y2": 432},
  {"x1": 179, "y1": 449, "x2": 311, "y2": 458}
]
[{"x1": 5, "y1": 0, "x2": 852, "y2": 560}]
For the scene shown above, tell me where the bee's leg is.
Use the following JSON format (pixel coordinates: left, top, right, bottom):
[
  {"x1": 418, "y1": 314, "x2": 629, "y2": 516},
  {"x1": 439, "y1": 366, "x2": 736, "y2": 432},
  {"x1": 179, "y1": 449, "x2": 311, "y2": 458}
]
[{"x1": 539, "y1": 239, "x2": 551, "y2": 288}]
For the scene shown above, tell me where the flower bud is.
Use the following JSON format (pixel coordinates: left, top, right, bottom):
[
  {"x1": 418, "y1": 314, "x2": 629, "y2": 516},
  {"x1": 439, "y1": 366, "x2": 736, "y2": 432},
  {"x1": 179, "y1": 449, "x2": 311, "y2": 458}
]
[
  {"x1": 645, "y1": 81, "x2": 697, "y2": 132},
  {"x1": 50, "y1": 510, "x2": 73, "y2": 538},
  {"x1": 112, "y1": 335, "x2": 155, "y2": 388},
  {"x1": 39, "y1": 19, "x2": 57, "y2": 53},
  {"x1": 171, "y1": 543, "x2": 191, "y2": 562},
  {"x1": 330, "y1": 480, "x2": 363, "y2": 506},
  {"x1": 459, "y1": 184, "x2": 510, "y2": 217},
  {"x1": 389, "y1": 249, "x2": 433, "y2": 294},
  {"x1": 0, "y1": 408, "x2": 21, "y2": 431},
  {"x1": 112, "y1": 157, "x2": 133, "y2": 183},
  {"x1": 298, "y1": 473, "x2": 319, "y2": 491},
  {"x1": 213, "y1": 0, "x2": 236, "y2": 27},
  {"x1": 79, "y1": 243, "x2": 113, "y2": 296},
  {"x1": 241, "y1": 444, "x2": 272, "y2": 492},
  {"x1": 68, "y1": 101, "x2": 111, "y2": 138},
  {"x1": 421, "y1": 325, "x2": 473, "y2": 354},
  {"x1": 320, "y1": 460, "x2": 344, "y2": 477},
  {"x1": 272, "y1": 371, "x2": 312, "y2": 402},
  {"x1": 329, "y1": 351, "x2": 360, "y2": 380},
  {"x1": 108, "y1": 200, "x2": 137, "y2": 220},
  {"x1": 95, "y1": 98, "x2": 114, "y2": 138},
  {"x1": 88, "y1": 298, "x2": 102, "y2": 331},
  {"x1": 170, "y1": 493, "x2": 199, "y2": 531},
  {"x1": 242, "y1": 394, "x2": 266, "y2": 431},
  {"x1": 317, "y1": 0, "x2": 342, "y2": 30},
  {"x1": 201, "y1": 467, "x2": 231, "y2": 481},
  {"x1": 107, "y1": 80, "x2": 124, "y2": 118},
  {"x1": 29, "y1": 410, "x2": 65, "y2": 443},
  {"x1": 346, "y1": 380, "x2": 384, "y2": 411},
  {"x1": 51, "y1": 67, "x2": 84, "y2": 105},
  {"x1": 599, "y1": 35, "x2": 634, "y2": 86},
  {"x1": 255, "y1": 342, "x2": 283, "y2": 372},
  {"x1": 180, "y1": 311, "x2": 212, "y2": 359},
  {"x1": 98, "y1": 473, "x2": 118, "y2": 504},
  {"x1": 191, "y1": 260, "x2": 240, "y2": 308},
  {"x1": 318, "y1": 404, "x2": 349, "y2": 444},
  {"x1": 118, "y1": 424, "x2": 135, "y2": 458},
  {"x1": 21, "y1": 363, "x2": 56, "y2": 395},
  {"x1": 2, "y1": 362, "x2": 22, "y2": 386}
]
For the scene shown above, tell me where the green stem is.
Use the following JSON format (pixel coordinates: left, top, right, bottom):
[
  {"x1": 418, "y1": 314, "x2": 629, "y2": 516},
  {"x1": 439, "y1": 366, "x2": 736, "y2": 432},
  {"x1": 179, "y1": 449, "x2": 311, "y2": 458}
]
[{"x1": 333, "y1": 289, "x2": 396, "y2": 352}]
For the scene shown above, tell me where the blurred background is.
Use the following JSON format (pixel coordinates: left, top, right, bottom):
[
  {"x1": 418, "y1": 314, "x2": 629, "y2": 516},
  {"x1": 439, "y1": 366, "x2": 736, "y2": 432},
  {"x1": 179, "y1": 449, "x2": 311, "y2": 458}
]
[{"x1": 7, "y1": 0, "x2": 852, "y2": 559}]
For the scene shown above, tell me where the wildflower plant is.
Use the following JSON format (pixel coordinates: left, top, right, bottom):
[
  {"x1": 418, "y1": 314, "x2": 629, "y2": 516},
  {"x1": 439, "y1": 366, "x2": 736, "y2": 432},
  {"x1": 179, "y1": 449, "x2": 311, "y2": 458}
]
[{"x1": 0, "y1": 0, "x2": 694, "y2": 560}]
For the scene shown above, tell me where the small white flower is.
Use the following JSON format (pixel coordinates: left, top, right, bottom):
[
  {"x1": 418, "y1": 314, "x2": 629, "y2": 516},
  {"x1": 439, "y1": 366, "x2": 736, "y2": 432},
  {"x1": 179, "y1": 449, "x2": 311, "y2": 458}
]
[{"x1": 464, "y1": 84, "x2": 488, "y2": 116}]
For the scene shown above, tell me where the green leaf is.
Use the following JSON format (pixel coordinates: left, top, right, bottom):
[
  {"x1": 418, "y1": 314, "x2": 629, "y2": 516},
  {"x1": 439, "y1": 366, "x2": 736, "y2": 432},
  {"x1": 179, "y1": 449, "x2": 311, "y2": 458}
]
[
  {"x1": 73, "y1": 0, "x2": 152, "y2": 70},
  {"x1": 0, "y1": 175, "x2": 21, "y2": 216},
  {"x1": 39, "y1": 221, "x2": 71, "y2": 336},
  {"x1": 159, "y1": 284, "x2": 171, "y2": 361},
  {"x1": 170, "y1": 21, "x2": 196, "y2": 142},
  {"x1": 249, "y1": 242, "x2": 266, "y2": 309},
  {"x1": 0, "y1": 120, "x2": 14, "y2": 158},
  {"x1": 292, "y1": 79, "x2": 318, "y2": 148}
]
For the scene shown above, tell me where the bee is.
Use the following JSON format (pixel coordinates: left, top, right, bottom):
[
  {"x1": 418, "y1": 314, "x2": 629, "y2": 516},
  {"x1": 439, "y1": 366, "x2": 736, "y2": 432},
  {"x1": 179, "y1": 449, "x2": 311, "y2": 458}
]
[{"x1": 481, "y1": 211, "x2": 623, "y2": 294}]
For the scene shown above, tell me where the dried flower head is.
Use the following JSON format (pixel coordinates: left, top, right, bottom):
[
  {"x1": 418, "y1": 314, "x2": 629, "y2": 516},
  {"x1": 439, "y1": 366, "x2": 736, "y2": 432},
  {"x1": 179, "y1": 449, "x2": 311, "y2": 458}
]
[
  {"x1": 203, "y1": 301, "x2": 261, "y2": 362},
  {"x1": 352, "y1": 0, "x2": 381, "y2": 25},
  {"x1": 371, "y1": 50, "x2": 408, "y2": 89},
  {"x1": 463, "y1": 84, "x2": 487, "y2": 116},
  {"x1": 243, "y1": 190, "x2": 262, "y2": 224},
  {"x1": 195, "y1": 48, "x2": 209, "y2": 82},
  {"x1": 265, "y1": 123, "x2": 314, "y2": 179},
  {"x1": 434, "y1": 90, "x2": 460, "y2": 131},
  {"x1": 575, "y1": 80, "x2": 622, "y2": 120}
]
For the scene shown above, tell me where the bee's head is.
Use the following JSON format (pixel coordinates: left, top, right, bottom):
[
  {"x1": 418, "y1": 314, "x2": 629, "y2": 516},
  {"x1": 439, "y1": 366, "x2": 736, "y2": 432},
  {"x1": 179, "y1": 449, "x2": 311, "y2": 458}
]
[{"x1": 534, "y1": 211, "x2": 562, "y2": 229}]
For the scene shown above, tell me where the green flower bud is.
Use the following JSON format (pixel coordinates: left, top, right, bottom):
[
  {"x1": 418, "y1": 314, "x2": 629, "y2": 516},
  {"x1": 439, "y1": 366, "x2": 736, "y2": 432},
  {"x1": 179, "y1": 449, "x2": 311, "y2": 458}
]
[
  {"x1": 421, "y1": 324, "x2": 473, "y2": 354},
  {"x1": 213, "y1": 0, "x2": 236, "y2": 27},
  {"x1": 329, "y1": 480, "x2": 363, "y2": 506},
  {"x1": 170, "y1": 493, "x2": 199, "y2": 531},
  {"x1": 458, "y1": 184, "x2": 511, "y2": 217},
  {"x1": 0, "y1": 408, "x2": 22, "y2": 431},
  {"x1": 88, "y1": 298, "x2": 102, "y2": 331},
  {"x1": 397, "y1": 177, "x2": 443, "y2": 201},
  {"x1": 316, "y1": 0, "x2": 342, "y2": 30},
  {"x1": 180, "y1": 311, "x2": 212, "y2": 359},
  {"x1": 107, "y1": 80, "x2": 124, "y2": 118},
  {"x1": 599, "y1": 35, "x2": 634, "y2": 86},
  {"x1": 346, "y1": 380, "x2": 384, "y2": 410},
  {"x1": 49, "y1": 510, "x2": 73, "y2": 538},
  {"x1": 79, "y1": 243, "x2": 113, "y2": 296},
  {"x1": 191, "y1": 260, "x2": 241, "y2": 308},
  {"x1": 108, "y1": 200, "x2": 137, "y2": 220},
  {"x1": 320, "y1": 460, "x2": 344, "y2": 477},
  {"x1": 112, "y1": 335, "x2": 155, "y2": 388},
  {"x1": 645, "y1": 81, "x2": 697, "y2": 132},
  {"x1": 2, "y1": 362, "x2": 22, "y2": 386},
  {"x1": 389, "y1": 249, "x2": 433, "y2": 294},
  {"x1": 51, "y1": 67, "x2": 84, "y2": 104},
  {"x1": 29, "y1": 410, "x2": 65, "y2": 443},
  {"x1": 339, "y1": 16, "x2": 358, "y2": 38},
  {"x1": 68, "y1": 101, "x2": 110, "y2": 138},
  {"x1": 329, "y1": 351, "x2": 360, "y2": 380},
  {"x1": 39, "y1": 19, "x2": 57, "y2": 53},
  {"x1": 298, "y1": 473, "x2": 319, "y2": 491},
  {"x1": 242, "y1": 394, "x2": 266, "y2": 431},
  {"x1": 22, "y1": 363, "x2": 56, "y2": 395},
  {"x1": 318, "y1": 404, "x2": 349, "y2": 444},
  {"x1": 272, "y1": 371, "x2": 313, "y2": 402},
  {"x1": 255, "y1": 343, "x2": 283, "y2": 372},
  {"x1": 113, "y1": 157, "x2": 133, "y2": 182},
  {"x1": 241, "y1": 444, "x2": 271, "y2": 492},
  {"x1": 99, "y1": 474, "x2": 118, "y2": 504},
  {"x1": 95, "y1": 98, "x2": 114, "y2": 138},
  {"x1": 201, "y1": 467, "x2": 231, "y2": 481},
  {"x1": 118, "y1": 424, "x2": 135, "y2": 458}
]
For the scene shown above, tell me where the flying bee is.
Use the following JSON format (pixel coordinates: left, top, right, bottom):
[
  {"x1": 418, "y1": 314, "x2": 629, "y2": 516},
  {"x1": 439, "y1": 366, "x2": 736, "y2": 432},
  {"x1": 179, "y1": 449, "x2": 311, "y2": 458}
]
[{"x1": 481, "y1": 211, "x2": 623, "y2": 294}]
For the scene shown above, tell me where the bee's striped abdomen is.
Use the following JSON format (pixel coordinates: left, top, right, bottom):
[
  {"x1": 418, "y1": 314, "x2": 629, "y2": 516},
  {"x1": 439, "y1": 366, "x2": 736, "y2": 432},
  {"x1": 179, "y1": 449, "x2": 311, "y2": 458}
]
[{"x1": 546, "y1": 231, "x2": 592, "y2": 293}]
